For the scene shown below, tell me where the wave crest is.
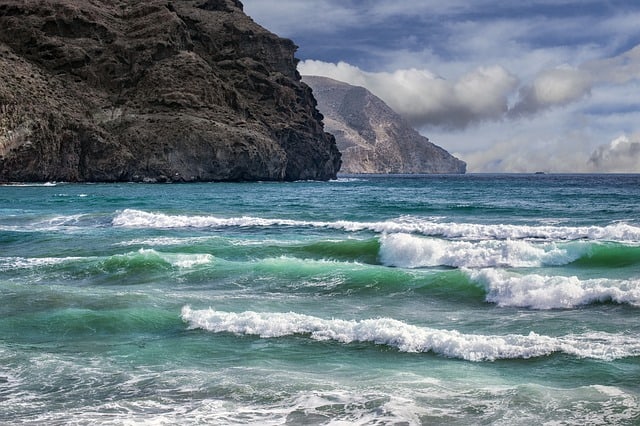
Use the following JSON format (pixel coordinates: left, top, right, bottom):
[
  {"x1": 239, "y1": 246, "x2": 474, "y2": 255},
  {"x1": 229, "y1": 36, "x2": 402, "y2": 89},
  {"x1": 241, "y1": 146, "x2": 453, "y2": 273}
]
[
  {"x1": 468, "y1": 269, "x2": 640, "y2": 309},
  {"x1": 181, "y1": 307, "x2": 640, "y2": 361},
  {"x1": 101, "y1": 249, "x2": 213, "y2": 270},
  {"x1": 112, "y1": 209, "x2": 640, "y2": 242},
  {"x1": 379, "y1": 233, "x2": 586, "y2": 268}
]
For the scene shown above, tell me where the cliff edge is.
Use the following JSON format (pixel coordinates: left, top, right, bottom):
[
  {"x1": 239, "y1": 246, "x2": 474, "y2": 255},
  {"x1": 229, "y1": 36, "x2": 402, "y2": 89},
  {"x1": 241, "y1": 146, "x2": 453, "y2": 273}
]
[
  {"x1": 304, "y1": 76, "x2": 465, "y2": 174},
  {"x1": 0, "y1": 0, "x2": 341, "y2": 182}
]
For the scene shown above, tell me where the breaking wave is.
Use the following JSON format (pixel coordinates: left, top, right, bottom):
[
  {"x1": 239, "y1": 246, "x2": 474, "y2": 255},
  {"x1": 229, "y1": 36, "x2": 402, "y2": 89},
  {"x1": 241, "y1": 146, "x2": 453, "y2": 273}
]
[
  {"x1": 379, "y1": 234, "x2": 640, "y2": 269},
  {"x1": 97, "y1": 249, "x2": 213, "y2": 271},
  {"x1": 181, "y1": 307, "x2": 640, "y2": 362},
  {"x1": 0, "y1": 256, "x2": 85, "y2": 271},
  {"x1": 379, "y1": 233, "x2": 590, "y2": 268},
  {"x1": 112, "y1": 209, "x2": 640, "y2": 242},
  {"x1": 0, "y1": 249, "x2": 213, "y2": 275},
  {"x1": 467, "y1": 269, "x2": 640, "y2": 309}
]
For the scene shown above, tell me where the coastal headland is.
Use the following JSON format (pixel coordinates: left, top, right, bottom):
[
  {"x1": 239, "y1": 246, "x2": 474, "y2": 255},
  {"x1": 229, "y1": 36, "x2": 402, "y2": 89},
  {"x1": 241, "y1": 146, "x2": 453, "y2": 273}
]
[{"x1": 0, "y1": 0, "x2": 341, "y2": 182}]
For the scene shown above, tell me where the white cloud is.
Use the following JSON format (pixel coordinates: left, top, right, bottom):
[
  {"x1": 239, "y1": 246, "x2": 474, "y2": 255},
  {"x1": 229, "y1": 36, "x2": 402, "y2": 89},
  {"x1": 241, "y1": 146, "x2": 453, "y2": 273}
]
[
  {"x1": 588, "y1": 134, "x2": 640, "y2": 172},
  {"x1": 299, "y1": 60, "x2": 518, "y2": 129},
  {"x1": 431, "y1": 109, "x2": 598, "y2": 173},
  {"x1": 245, "y1": 0, "x2": 640, "y2": 172},
  {"x1": 510, "y1": 66, "x2": 593, "y2": 116},
  {"x1": 462, "y1": 134, "x2": 594, "y2": 173},
  {"x1": 583, "y1": 44, "x2": 640, "y2": 85},
  {"x1": 300, "y1": 43, "x2": 640, "y2": 172},
  {"x1": 433, "y1": 108, "x2": 640, "y2": 173}
]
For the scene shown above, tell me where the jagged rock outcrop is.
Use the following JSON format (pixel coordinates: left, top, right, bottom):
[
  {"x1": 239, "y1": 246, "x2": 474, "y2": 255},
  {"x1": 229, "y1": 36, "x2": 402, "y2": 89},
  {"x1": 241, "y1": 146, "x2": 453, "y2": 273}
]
[
  {"x1": 0, "y1": 0, "x2": 340, "y2": 182},
  {"x1": 304, "y1": 76, "x2": 465, "y2": 174}
]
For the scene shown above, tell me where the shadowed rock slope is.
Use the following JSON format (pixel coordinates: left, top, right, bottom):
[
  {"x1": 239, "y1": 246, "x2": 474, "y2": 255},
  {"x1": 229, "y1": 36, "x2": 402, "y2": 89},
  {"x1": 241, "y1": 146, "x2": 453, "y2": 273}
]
[
  {"x1": 0, "y1": 0, "x2": 340, "y2": 182},
  {"x1": 304, "y1": 76, "x2": 465, "y2": 174}
]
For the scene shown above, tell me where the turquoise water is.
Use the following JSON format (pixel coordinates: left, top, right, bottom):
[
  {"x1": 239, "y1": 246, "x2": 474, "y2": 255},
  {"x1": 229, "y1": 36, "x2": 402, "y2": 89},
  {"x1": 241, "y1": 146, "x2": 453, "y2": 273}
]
[{"x1": 1, "y1": 174, "x2": 639, "y2": 424}]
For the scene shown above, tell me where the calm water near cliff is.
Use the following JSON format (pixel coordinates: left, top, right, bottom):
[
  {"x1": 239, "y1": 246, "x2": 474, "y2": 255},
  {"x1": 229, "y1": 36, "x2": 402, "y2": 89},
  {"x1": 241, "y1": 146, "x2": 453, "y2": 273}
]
[{"x1": 1, "y1": 174, "x2": 639, "y2": 425}]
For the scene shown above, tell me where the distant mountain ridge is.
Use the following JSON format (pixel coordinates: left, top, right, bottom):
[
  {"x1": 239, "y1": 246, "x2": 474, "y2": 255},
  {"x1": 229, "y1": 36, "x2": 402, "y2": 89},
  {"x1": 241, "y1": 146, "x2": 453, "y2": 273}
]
[{"x1": 303, "y1": 75, "x2": 466, "y2": 174}]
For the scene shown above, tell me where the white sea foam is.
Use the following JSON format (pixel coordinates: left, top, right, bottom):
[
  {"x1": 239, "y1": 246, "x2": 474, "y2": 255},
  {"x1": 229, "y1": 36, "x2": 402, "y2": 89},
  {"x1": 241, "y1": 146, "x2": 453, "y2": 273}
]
[
  {"x1": 379, "y1": 233, "x2": 586, "y2": 268},
  {"x1": 112, "y1": 209, "x2": 640, "y2": 242},
  {"x1": 0, "y1": 182, "x2": 58, "y2": 187},
  {"x1": 280, "y1": 390, "x2": 427, "y2": 425},
  {"x1": 468, "y1": 269, "x2": 640, "y2": 309},
  {"x1": 13, "y1": 385, "x2": 640, "y2": 426},
  {"x1": 0, "y1": 250, "x2": 213, "y2": 272},
  {"x1": 116, "y1": 235, "x2": 291, "y2": 248},
  {"x1": 130, "y1": 248, "x2": 214, "y2": 268},
  {"x1": 116, "y1": 236, "x2": 214, "y2": 247},
  {"x1": 332, "y1": 177, "x2": 367, "y2": 182},
  {"x1": 17, "y1": 390, "x2": 429, "y2": 426},
  {"x1": 112, "y1": 209, "x2": 304, "y2": 229},
  {"x1": 0, "y1": 256, "x2": 85, "y2": 271},
  {"x1": 166, "y1": 253, "x2": 213, "y2": 268},
  {"x1": 181, "y1": 307, "x2": 640, "y2": 361},
  {"x1": 8, "y1": 360, "x2": 638, "y2": 426},
  {"x1": 0, "y1": 213, "x2": 90, "y2": 232},
  {"x1": 36, "y1": 214, "x2": 88, "y2": 227}
]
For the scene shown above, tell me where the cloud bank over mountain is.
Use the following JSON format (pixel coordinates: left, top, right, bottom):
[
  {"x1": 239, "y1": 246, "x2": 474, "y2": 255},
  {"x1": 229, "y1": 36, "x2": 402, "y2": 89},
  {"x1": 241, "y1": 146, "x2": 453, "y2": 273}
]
[
  {"x1": 299, "y1": 61, "x2": 518, "y2": 129},
  {"x1": 244, "y1": 0, "x2": 640, "y2": 172}
]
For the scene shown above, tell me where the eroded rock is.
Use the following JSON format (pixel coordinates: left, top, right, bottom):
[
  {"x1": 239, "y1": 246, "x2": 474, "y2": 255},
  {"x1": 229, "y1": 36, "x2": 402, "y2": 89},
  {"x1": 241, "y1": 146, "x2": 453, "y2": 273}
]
[{"x1": 0, "y1": 0, "x2": 340, "y2": 182}]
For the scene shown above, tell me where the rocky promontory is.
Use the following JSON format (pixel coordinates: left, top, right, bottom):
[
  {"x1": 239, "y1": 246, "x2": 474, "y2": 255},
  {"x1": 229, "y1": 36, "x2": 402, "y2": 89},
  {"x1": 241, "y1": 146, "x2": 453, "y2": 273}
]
[
  {"x1": 0, "y1": 0, "x2": 341, "y2": 182},
  {"x1": 304, "y1": 76, "x2": 465, "y2": 174}
]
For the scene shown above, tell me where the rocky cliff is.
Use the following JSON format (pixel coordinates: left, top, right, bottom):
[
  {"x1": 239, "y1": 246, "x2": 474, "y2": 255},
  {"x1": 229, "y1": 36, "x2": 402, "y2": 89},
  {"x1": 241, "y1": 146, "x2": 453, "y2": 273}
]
[
  {"x1": 0, "y1": 0, "x2": 341, "y2": 182},
  {"x1": 304, "y1": 76, "x2": 465, "y2": 174}
]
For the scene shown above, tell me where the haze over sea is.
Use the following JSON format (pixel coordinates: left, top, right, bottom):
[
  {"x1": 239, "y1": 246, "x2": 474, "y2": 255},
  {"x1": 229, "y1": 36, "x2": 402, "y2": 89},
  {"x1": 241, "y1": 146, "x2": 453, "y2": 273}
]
[{"x1": 1, "y1": 174, "x2": 639, "y2": 425}]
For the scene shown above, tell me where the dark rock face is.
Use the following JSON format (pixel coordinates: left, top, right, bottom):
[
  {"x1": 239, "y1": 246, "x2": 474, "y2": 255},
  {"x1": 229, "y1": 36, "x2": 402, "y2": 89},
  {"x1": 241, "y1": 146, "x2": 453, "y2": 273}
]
[
  {"x1": 0, "y1": 0, "x2": 340, "y2": 182},
  {"x1": 304, "y1": 76, "x2": 465, "y2": 174}
]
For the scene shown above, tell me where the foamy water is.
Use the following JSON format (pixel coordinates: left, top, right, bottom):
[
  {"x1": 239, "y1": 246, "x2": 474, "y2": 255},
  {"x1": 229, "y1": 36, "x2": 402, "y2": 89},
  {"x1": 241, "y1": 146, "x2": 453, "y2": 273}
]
[
  {"x1": 112, "y1": 208, "x2": 640, "y2": 241},
  {"x1": 379, "y1": 232, "x2": 591, "y2": 268},
  {"x1": 181, "y1": 306, "x2": 640, "y2": 361},
  {"x1": 2, "y1": 175, "x2": 639, "y2": 425},
  {"x1": 468, "y1": 269, "x2": 640, "y2": 309}
]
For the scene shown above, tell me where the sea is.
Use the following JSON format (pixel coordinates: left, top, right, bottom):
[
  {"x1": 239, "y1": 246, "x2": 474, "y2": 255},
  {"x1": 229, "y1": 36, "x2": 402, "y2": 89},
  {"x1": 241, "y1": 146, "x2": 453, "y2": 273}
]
[{"x1": 1, "y1": 174, "x2": 639, "y2": 425}]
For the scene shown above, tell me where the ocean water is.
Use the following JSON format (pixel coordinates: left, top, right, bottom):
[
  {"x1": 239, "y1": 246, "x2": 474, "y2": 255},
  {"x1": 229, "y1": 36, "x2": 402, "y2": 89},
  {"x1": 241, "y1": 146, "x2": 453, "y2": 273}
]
[{"x1": 1, "y1": 174, "x2": 639, "y2": 425}]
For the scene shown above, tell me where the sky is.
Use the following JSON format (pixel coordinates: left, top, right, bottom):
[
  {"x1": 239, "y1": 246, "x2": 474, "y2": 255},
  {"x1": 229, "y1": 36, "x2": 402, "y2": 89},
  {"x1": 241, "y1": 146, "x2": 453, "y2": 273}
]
[{"x1": 242, "y1": 0, "x2": 640, "y2": 173}]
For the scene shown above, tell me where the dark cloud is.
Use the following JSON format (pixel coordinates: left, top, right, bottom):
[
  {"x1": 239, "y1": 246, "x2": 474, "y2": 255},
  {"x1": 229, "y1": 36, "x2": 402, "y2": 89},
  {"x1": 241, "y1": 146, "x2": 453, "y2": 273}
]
[{"x1": 243, "y1": 0, "x2": 640, "y2": 68}]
